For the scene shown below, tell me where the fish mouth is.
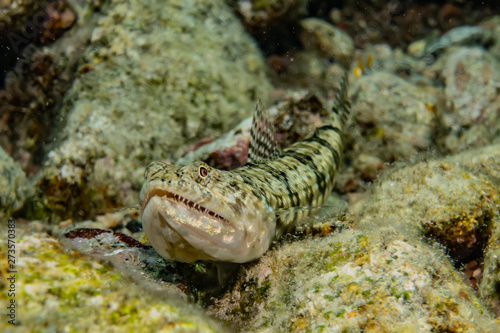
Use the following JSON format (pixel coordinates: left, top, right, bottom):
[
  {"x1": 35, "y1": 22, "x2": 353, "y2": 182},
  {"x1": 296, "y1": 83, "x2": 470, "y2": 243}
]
[
  {"x1": 157, "y1": 212, "x2": 236, "y2": 249},
  {"x1": 141, "y1": 188, "x2": 232, "y2": 225}
]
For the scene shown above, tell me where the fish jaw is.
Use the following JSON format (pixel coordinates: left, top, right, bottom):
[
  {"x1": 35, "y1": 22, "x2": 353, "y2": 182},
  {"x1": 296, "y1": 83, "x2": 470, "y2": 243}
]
[{"x1": 140, "y1": 161, "x2": 276, "y2": 263}]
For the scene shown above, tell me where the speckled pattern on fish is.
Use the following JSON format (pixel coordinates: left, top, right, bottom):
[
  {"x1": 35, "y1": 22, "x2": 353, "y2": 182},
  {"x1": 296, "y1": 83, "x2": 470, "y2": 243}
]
[{"x1": 140, "y1": 74, "x2": 350, "y2": 263}]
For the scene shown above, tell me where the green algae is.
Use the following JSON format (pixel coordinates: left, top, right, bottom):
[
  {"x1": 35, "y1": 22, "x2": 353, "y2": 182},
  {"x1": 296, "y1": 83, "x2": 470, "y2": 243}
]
[{"x1": 335, "y1": 309, "x2": 346, "y2": 318}]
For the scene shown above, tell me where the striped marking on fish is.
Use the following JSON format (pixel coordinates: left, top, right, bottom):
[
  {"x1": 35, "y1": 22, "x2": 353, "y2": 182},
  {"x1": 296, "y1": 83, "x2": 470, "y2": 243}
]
[{"x1": 140, "y1": 74, "x2": 350, "y2": 263}]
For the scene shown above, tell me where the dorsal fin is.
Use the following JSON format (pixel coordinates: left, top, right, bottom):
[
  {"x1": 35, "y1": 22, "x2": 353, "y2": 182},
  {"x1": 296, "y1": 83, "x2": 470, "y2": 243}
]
[
  {"x1": 332, "y1": 73, "x2": 351, "y2": 127},
  {"x1": 247, "y1": 100, "x2": 281, "y2": 164}
]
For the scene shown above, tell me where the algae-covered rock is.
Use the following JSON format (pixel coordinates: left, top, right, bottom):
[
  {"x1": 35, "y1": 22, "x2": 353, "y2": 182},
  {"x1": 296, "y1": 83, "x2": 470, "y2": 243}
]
[
  {"x1": 0, "y1": 0, "x2": 76, "y2": 45},
  {"x1": 299, "y1": 18, "x2": 355, "y2": 68},
  {"x1": 356, "y1": 143, "x2": 500, "y2": 321},
  {"x1": 442, "y1": 47, "x2": 499, "y2": 127},
  {"x1": 434, "y1": 47, "x2": 500, "y2": 154},
  {"x1": 444, "y1": 144, "x2": 500, "y2": 185},
  {"x1": 0, "y1": 0, "x2": 96, "y2": 174},
  {"x1": 349, "y1": 43, "x2": 500, "y2": 164},
  {"x1": 334, "y1": 68, "x2": 433, "y2": 193},
  {"x1": 479, "y1": 15, "x2": 500, "y2": 60},
  {"x1": 271, "y1": 50, "x2": 346, "y2": 96},
  {"x1": 350, "y1": 72, "x2": 438, "y2": 161},
  {"x1": 38, "y1": 0, "x2": 272, "y2": 221},
  {"x1": 353, "y1": 44, "x2": 430, "y2": 82},
  {"x1": 481, "y1": 216, "x2": 500, "y2": 316},
  {"x1": 234, "y1": 0, "x2": 309, "y2": 26},
  {"x1": 210, "y1": 230, "x2": 492, "y2": 332},
  {"x1": 0, "y1": 224, "x2": 225, "y2": 332},
  {"x1": 408, "y1": 25, "x2": 493, "y2": 61},
  {"x1": 355, "y1": 144, "x2": 500, "y2": 265},
  {"x1": 361, "y1": 44, "x2": 500, "y2": 160},
  {"x1": 0, "y1": 147, "x2": 33, "y2": 219},
  {"x1": 440, "y1": 145, "x2": 500, "y2": 316}
]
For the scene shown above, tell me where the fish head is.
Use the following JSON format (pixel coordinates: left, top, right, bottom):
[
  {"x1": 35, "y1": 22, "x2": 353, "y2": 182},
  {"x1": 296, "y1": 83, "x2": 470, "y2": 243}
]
[{"x1": 140, "y1": 161, "x2": 275, "y2": 263}]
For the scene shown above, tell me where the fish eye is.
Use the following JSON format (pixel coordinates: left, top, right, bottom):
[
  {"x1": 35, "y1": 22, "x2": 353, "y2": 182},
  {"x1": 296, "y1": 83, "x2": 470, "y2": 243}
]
[{"x1": 199, "y1": 166, "x2": 208, "y2": 178}]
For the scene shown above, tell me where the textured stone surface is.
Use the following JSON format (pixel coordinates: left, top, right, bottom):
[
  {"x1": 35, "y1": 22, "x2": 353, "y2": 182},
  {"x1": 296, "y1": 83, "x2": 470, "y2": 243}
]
[
  {"x1": 0, "y1": 224, "x2": 225, "y2": 332},
  {"x1": 441, "y1": 47, "x2": 500, "y2": 127},
  {"x1": 299, "y1": 18, "x2": 355, "y2": 68},
  {"x1": 0, "y1": 147, "x2": 33, "y2": 219},
  {"x1": 408, "y1": 25, "x2": 493, "y2": 60},
  {"x1": 348, "y1": 72, "x2": 438, "y2": 163},
  {"x1": 354, "y1": 145, "x2": 500, "y2": 264},
  {"x1": 234, "y1": 0, "x2": 309, "y2": 26},
  {"x1": 211, "y1": 233, "x2": 491, "y2": 332},
  {"x1": 432, "y1": 47, "x2": 500, "y2": 155},
  {"x1": 480, "y1": 15, "x2": 500, "y2": 60}
]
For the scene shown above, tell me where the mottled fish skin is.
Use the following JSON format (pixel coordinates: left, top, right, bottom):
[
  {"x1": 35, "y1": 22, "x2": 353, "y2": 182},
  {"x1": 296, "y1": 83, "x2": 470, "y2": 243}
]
[{"x1": 140, "y1": 74, "x2": 350, "y2": 263}]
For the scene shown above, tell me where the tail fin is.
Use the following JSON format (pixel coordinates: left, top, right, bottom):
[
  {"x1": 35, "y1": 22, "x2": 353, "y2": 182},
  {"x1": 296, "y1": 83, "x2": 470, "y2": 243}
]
[{"x1": 332, "y1": 73, "x2": 351, "y2": 127}]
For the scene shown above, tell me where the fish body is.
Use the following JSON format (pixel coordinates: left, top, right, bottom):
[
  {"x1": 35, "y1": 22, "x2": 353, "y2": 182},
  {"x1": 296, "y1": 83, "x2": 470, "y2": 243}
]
[{"x1": 140, "y1": 75, "x2": 350, "y2": 263}]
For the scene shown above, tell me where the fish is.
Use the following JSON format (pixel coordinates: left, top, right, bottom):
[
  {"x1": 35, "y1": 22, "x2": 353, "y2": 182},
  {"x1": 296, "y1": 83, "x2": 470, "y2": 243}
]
[{"x1": 140, "y1": 73, "x2": 350, "y2": 263}]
